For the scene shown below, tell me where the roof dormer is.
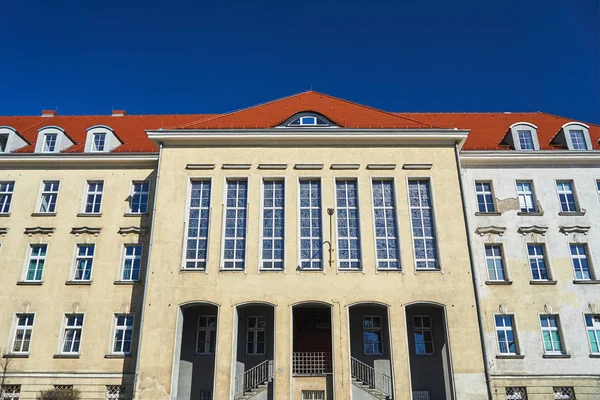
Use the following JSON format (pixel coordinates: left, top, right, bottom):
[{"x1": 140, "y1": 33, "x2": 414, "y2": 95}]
[
  {"x1": 551, "y1": 122, "x2": 593, "y2": 150},
  {"x1": 85, "y1": 125, "x2": 122, "y2": 153},
  {"x1": 279, "y1": 112, "x2": 337, "y2": 128},
  {"x1": 35, "y1": 126, "x2": 74, "y2": 153},
  {"x1": 501, "y1": 122, "x2": 540, "y2": 150},
  {"x1": 0, "y1": 126, "x2": 29, "y2": 153}
]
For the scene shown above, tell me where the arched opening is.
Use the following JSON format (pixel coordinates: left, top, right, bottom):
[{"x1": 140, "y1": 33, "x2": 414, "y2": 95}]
[
  {"x1": 405, "y1": 303, "x2": 454, "y2": 400},
  {"x1": 348, "y1": 303, "x2": 394, "y2": 399},
  {"x1": 233, "y1": 303, "x2": 275, "y2": 400},
  {"x1": 172, "y1": 302, "x2": 219, "y2": 400}
]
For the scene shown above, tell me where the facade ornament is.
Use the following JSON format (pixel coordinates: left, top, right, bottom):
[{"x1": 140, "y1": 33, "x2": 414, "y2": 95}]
[
  {"x1": 475, "y1": 226, "x2": 506, "y2": 237},
  {"x1": 0, "y1": 227, "x2": 8, "y2": 236},
  {"x1": 22, "y1": 302, "x2": 30, "y2": 313},
  {"x1": 72, "y1": 302, "x2": 80, "y2": 314},
  {"x1": 517, "y1": 225, "x2": 548, "y2": 235},
  {"x1": 589, "y1": 303, "x2": 598, "y2": 314},
  {"x1": 24, "y1": 226, "x2": 55, "y2": 237},
  {"x1": 71, "y1": 226, "x2": 101, "y2": 237},
  {"x1": 543, "y1": 304, "x2": 552, "y2": 314},
  {"x1": 118, "y1": 226, "x2": 148, "y2": 238},
  {"x1": 120, "y1": 302, "x2": 130, "y2": 314},
  {"x1": 499, "y1": 304, "x2": 506, "y2": 314},
  {"x1": 559, "y1": 225, "x2": 591, "y2": 235}
]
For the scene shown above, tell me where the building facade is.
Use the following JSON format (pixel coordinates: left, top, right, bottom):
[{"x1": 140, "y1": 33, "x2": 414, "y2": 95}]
[{"x1": 0, "y1": 93, "x2": 598, "y2": 400}]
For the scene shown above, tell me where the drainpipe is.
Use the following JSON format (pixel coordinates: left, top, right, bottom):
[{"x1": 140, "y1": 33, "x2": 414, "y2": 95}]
[
  {"x1": 454, "y1": 141, "x2": 493, "y2": 400},
  {"x1": 133, "y1": 141, "x2": 164, "y2": 398}
]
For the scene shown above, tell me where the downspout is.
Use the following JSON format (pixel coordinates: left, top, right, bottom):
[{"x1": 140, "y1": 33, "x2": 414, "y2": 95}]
[
  {"x1": 133, "y1": 142, "x2": 164, "y2": 398},
  {"x1": 454, "y1": 141, "x2": 493, "y2": 400}
]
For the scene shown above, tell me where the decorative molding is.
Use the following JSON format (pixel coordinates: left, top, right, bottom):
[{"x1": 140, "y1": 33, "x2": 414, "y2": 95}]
[
  {"x1": 475, "y1": 226, "x2": 506, "y2": 236},
  {"x1": 71, "y1": 226, "x2": 101, "y2": 237},
  {"x1": 186, "y1": 163, "x2": 215, "y2": 170},
  {"x1": 24, "y1": 227, "x2": 55, "y2": 236},
  {"x1": 402, "y1": 163, "x2": 433, "y2": 170},
  {"x1": 559, "y1": 225, "x2": 591, "y2": 235},
  {"x1": 366, "y1": 163, "x2": 396, "y2": 170},
  {"x1": 221, "y1": 164, "x2": 251, "y2": 170},
  {"x1": 0, "y1": 227, "x2": 8, "y2": 236},
  {"x1": 330, "y1": 163, "x2": 360, "y2": 170},
  {"x1": 517, "y1": 225, "x2": 548, "y2": 235},
  {"x1": 294, "y1": 163, "x2": 323, "y2": 170},
  {"x1": 118, "y1": 226, "x2": 148, "y2": 237},
  {"x1": 258, "y1": 163, "x2": 287, "y2": 170}
]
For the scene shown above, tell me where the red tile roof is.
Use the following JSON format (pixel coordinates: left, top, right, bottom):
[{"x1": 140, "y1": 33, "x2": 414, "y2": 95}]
[{"x1": 0, "y1": 91, "x2": 597, "y2": 153}]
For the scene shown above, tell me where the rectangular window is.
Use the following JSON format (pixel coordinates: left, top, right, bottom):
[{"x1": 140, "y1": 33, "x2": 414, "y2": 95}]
[
  {"x1": 113, "y1": 315, "x2": 134, "y2": 354},
  {"x1": 38, "y1": 180, "x2": 59, "y2": 213},
  {"x1": 1, "y1": 385, "x2": 20, "y2": 400},
  {"x1": 129, "y1": 181, "x2": 149, "y2": 214},
  {"x1": 261, "y1": 180, "x2": 284, "y2": 270},
  {"x1": 527, "y1": 244, "x2": 549, "y2": 281},
  {"x1": 43, "y1": 133, "x2": 57, "y2": 152},
  {"x1": 246, "y1": 316, "x2": 266, "y2": 355},
  {"x1": 556, "y1": 181, "x2": 577, "y2": 212},
  {"x1": 408, "y1": 180, "x2": 438, "y2": 270},
  {"x1": 413, "y1": 315, "x2": 434, "y2": 355},
  {"x1": 569, "y1": 130, "x2": 587, "y2": 150},
  {"x1": 506, "y1": 387, "x2": 528, "y2": 400},
  {"x1": 0, "y1": 181, "x2": 14, "y2": 213},
  {"x1": 485, "y1": 244, "x2": 506, "y2": 281},
  {"x1": 185, "y1": 180, "x2": 211, "y2": 269},
  {"x1": 25, "y1": 244, "x2": 47, "y2": 281},
  {"x1": 72, "y1": 244, "x2": 95, "y2": 281},
  {"x1": 475, "y1": 182, "x2": 496, "y2": 213},
  {"x1": 196, "y1": 315, "x2": 217, "y2": 354},
  {"x1": 12, "y1": 314, "x2": 34, "y2": 354},
  {"x1": 570, "y1": 244, "x2": 591, "y2": 280},
  {"x1": 92, "y1": 133, "x2": 106, "y2": 152},
  {"x1": 200, "y1": 390, "x2": 213, "y2": 400},
  {"x1": 222, "y1": 180, "x2": 247, "y2": 270},
  {"x1": 302, "y1": 391, "x2": 325, "y2": 400},
  {"x1": 121, "y1": 244, "x2": 142, "y2": 281},
  {"x1": 299, "y1": 180, "x2": 322, "y2": 270},
  {"x1": 84, "y1": 181, "x2": 103, "y2": 214},
  {"x1": 363, "y1": 316, "x2": 383, "y2": 355},
  {"x1": 336, "y1": 180, "x2": 361, "y2": 270},
  {"x1": 597, "y1": 180, "x2": 600, "y2": 198},
  {"x1": 495, "y1": 315, "x2": 518, "y2": 355},
  {"x1": 540, "y1": 315, "x2": 564, "y2": 354},
  {"x1": 585, "y1": 315, "x2": 600, "y2": 354},
  {"x1": 372, "y1": 180, "x2": 400, "y2": 270},
  {"x1": 516, "y1": 181, "x2": 536, "y2": 212},
  {"x1": 61, "y1": 314, "x2": 84, "y2": 354},
  {"x1": 553, "y1": 387, "x2": 575, "y2": 400},
  {"x1": 517, "y1": 130, "x2": 534, "y2": 150},
  {"x1": 106, "y1": 386, "x2": 126, "y2": 400}
]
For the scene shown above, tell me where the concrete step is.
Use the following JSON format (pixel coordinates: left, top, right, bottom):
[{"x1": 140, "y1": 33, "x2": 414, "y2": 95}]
[
  {"x1": 351, "y1": 378, "x2": 391, "y2": 400},
  {"x1": 235, "y1": 382, "x2": 269, "y2": 400}
]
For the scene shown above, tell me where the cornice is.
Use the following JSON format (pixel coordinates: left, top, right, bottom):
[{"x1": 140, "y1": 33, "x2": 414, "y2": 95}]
[
  {"x1": 24, "y1": 227, "x2": 55, "y2": 236},
  {"x1": 118, "y1": 226, "x2": 148, "y2": 237},
  {"x1": 0, "y1": 153, "x2": 158, "y2": 167},
  {"x1": 517, "y1": 225, "x2": 549, "y2": 235},
  {"x1": 559, "y1": 225, "x2": 591, "y2": 235},
  {"x1": 460, "y1": 150, "x2": 600, "y2": 167},
  {"x1": 475, "y1": 226, "x2": 506, "y2": 236},
  {"x1": 71, "y1": 226, "x2": 101, "y2": 236}
]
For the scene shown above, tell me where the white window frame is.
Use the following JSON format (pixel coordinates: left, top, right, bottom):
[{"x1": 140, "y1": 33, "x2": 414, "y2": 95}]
[
  {"x1": 297, "y1": 177, "x2": 324, "y2": 271},
  {"x1": 70, "y1": 243, "x2": 95, "y2": 282},
  {"x1": 527, "y1": 243, "x2": 551, "y2": 281},
  {"x1": 412, "y1": 315, "x2": 434, "y2": 355},
  {"x1": 494, "y1": 314, "x2": 519, "y2": 355},
  {"x1": 120, "y1": 243, "x2": 143, "y2": 281},
  {"x1": 334, "y1": 178, "x2": 362, "y2": 271},
  {"x1": 220, "y1": 178, "x2": 249, "y2": 271},
  {"x1": 0, "y1": 181, "x2": 15, "y2": 214},
  {"x1": 128, "y1": 180, "x2": 150, "y2": 214},
  {"x1": 10, "y1": 313, "x2": 35, "y2": 355},
  {"x1": 302, "y1": 391, "x2": 325, "y2": 400},
  {"x1": 59, "y1": 313, "x2": 84, "y2": 355},
  {"x1": 515, "y1": 180, "x2": 536, "y2": 213},
  {"x1": 22, "y1": 243, "x2": 48, "y2": 282},
  {"x1": 246, "y1": 316, "x2": 266, "y2": 356},
  {"x1": 585, "y1": 314, "x2": 600, "y2": 355},
  {"x1": 370, "y1": 177, "x2": 401, "y2": 270},
  {"x1": 42, "y1": 132, "x2": 58, "y2": 153},
  {"x1": 484, "y1": 244, "x2": 507, "y2": 282},
  {"x1": 555, "y1": 180, "x2": 579, "y2": 213},
  {"x1": 82, "y1": 180, "x2": 103, "y2": 214},
  {"x1": 111, "y1": 314, "x2": 134, "y2": 355},
  {"x1": 475, "y1": 181, "x2": 496, "y2": 213},
  {"x1": 196, "y1": 315, "x2": 217, "y2": 355},
  {"x1": 568, "y1": 129, "x2": 588, "y2": 150},
  {"x1": 407, "y1": 178, "x2": 440, "y2": 271},
  {"x1": 91, "y1": 132, "x2": 106, "y2": 152},
  {"x1": 539, "y1": 314, "x2": 565, "y2": 355},
  {"x1": 37, "y1": 180, "x2": 60, "y2": 213},
  {"x1": 516, "y1": 130, "x2": 535, "y2": 150},
  {"x1": 570, "y1": 243, "x2": 593, "y2": 280},
  {"x1": 509, "y1": 122, "x2": 540, "y2": 150},
  {"x1": 363, "y1": 315, "x2": 383, "y2": 355},
  {"x1": 183, "y1": 178, "x2": 212, "y2": 271},
  {"x1": 259, "y1": 178, "x2": 285, "y2": 271}
]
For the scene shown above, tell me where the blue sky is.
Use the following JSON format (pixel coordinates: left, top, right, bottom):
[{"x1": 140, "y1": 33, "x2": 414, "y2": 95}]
[{"x1": 1, "y1": 1, "x2": 598, "y2": 123}]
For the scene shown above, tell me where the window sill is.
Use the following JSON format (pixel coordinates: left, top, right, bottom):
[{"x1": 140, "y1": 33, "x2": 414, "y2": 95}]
[
  {"x1": 65, "y1": 280, "x2": 92, "y2": 286},
  {"x1": 31, "y1": 212, "x2": 57, "y2": 217},
  {"x1": 219, "y1": 268, "x2": 245, "y2": 273},
  {"x1": 517, "y1": 211, "x2": 544, "y2": 216},
  {"x1": 53, "y1": 354, "x2": 80, "y2": 359},
  {"x1": 485, "y1": 280, "x2": 513, "y2": 285},
  {"x1": 377, "y1": 268, "x2": 403, "y2": 273},
  {"x1": 17, "y1": 280, "x2": 43, "y2": 286},
  {"x1": 259, "y1": 268, "x2": 285, "y2": 272},
  {"x1": 0, "y1": 213, "x2": 10, "y2": 217},
  {"x1": 180, "y1": 268, "x2": 206, "y2": 273},
  {"x1": 475, "y1": 212, "x2": 502, "y2": 216},
  {"x1": 415, "y1": 268, "x2": 442, "y2": 273},
  {"x1": 573, "y1": 280, "x2": 600, "y2": 285},
  {"x1": 338, "y1": 268, "x2": 363, "y2": 273},
  {"x1": 589, "y1": 354, "x2": 600, "y2": 358},
  {"x1": 123, "y1": 212, "x2": 148, "y2": 217},
  {"x1": 114, "y1": 280, "x2": 141, "y2": 285},
  {"x1": 77, "y1": 212, "x2": 102, "y2": 217},
  {"x1": 496, "y1": 354, "x2": 524, "y2": 359},
  {"x1": 296, "y1": 267, "x2": 324, "y2": 273},
  {"x1": 559, "y1": 211, "x2": 585, "y2": 216},
  {"x1": 543, "y1": 354, "x2": 571, "y2": 359},
  {"x1": 104, "y1": 353, "x2": 131, "y2": 359},
  {"x1": 3, "y1": 353, "x2": 29, "y2": 358},
  {"x1": 530, "y1": 280, "x2": 557, "y2": 285}
]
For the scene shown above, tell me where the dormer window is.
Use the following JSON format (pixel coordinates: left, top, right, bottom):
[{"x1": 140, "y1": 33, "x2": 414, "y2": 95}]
[
  {"x1": 552, "y1": 122, "x2": 593, "y2": 151},
  {"x1": 517, "y1": 130, "x2": 535, "y2": 150},
  {"x1": 35, "y1": 126, "x2": 73, "y2": 154},
  {"x1": 503, "y1": 123, "x2": 540, "y2": 150},
  {"x1": 0, "y1": 135, "x2": 7, "y2": 152},
  {"x1": 84, "y1": 126, "x2": 121, "y2": 153},
  {"x1": 0, "y1": 126, "x2": 28, "y2": 153},
  {"x1": 281, "y1": 112, "x2": 336, "y2": 128},
  {"x1": 92, "y1": 133, "x2": 106, "y2": 152},
  {"x1": 568, "y1": 130, "x2": 587, "y2": 150},
  {"x1": 42, "y1": 133, "x2": 57, "y2": 153}
]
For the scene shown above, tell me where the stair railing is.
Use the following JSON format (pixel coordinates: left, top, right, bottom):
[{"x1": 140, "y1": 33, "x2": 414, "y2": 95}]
[
  {"x1": 350, "y1": 356, "x2": 393, "y2": 398},
  {"x1": 234, "y1": 359, "x2": 273, "y2": 398}
]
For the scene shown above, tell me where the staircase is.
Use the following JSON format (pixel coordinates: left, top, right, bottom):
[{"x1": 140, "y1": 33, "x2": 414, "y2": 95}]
[
  {"x1": 350, "y1": 357, "x2": 393, "y2": 400},
  {"x1": 234, "y1": 359, "x2": 273, "y2": 400}
]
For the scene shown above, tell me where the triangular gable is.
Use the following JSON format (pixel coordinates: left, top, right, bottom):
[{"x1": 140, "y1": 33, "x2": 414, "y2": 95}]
[{"x1": 175, "y1": 91, "x2": 437, "y2": 129}]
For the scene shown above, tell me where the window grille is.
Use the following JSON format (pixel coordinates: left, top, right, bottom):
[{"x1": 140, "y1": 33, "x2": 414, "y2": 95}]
[
  {"x1": 553, "y1": 387, "x2": 576, "y2": 400},
  {"x1": 185, "y1": 180, "x2": 211, "y2": 269},
  {"x1": 475, "y1": 182, "x2": 495, "y2": 212},
  {"x1": 302, "y1": 391, "x2": 325, "y2": 400},
  {"x1": 292, "y1": 352, "x2": 332, "y2": 375},
  {"x1": 506, "y1": 387, "x2": 527, "y2": 399},
  {"x1": 299, "y1": 180, "x2": 322, "y2": 269},
  {"x1": 408, "y1": 180, "x2": 438, "y2": 269},
  {"x1": 335, "y1": 180, "x2": 361, "y2": 270},
  {"x1": 54, "y1": 385, "x2": 73, "y2": 390},
  {"x1": 106, "y1": 386, "x2": 125, "y2": 400},
  {"x1": 222, "y1": 180, "x2": 247, "y2": 270},
  {"x1": 261, "y1": 180, "x2": 284, "y2": 270},
  {"x1": 1, "y1": 385, "x2": 20, "y2": 400},
  {"x1": 0, "y1": 181, "x2": 14, "y2": 213},
  {"x1": 372, "y1": 180, "x2": 400, "y2": 270}
]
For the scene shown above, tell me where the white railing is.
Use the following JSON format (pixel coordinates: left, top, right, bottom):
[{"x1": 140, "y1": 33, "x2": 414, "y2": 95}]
[
  {"x1": 234, "y1": 359, "x2": 273, "y2": 398},
  {"x1": 350, "y1": 356, "x2": 393, "y2": 398},
  {"x1": 293, "y1": 352, "x2": 332, "y2": 375}
]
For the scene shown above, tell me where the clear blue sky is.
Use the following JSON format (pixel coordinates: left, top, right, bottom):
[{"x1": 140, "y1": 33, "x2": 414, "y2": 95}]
[{"x1": 1, "y1": 0, "x2": 598, "y2": 123}]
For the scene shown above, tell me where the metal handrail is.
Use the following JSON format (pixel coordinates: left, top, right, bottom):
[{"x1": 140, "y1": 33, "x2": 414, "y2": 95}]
[
  {"x1": 292, "y1": 352, "x2": 333, "y2": 375},
  {"x1": 350, "y1": 356, "x2": 393, "y2": 398},
  {"x1": 235, "y1": 359, "x2": 273, "y2": 398}
]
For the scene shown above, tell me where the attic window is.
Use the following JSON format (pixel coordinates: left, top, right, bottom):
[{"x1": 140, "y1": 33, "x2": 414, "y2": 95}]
[
  {"x1": 505, "y1": 123, "x2": 540, "y2": 150},
  {"x1": 0, "y1": 135, "x2": 7, "y2": 152},
  {"x1": 85, "y1": 125, "x2": 121, "y2": 153},
  {"x1": 559, "y1": 123, "x2": 592, "y2": 151},
  {"x1": 42, "y1": 133, "x2": 58, "y2": 153},
  {"x1": 92, "y1": 133, "x2": 106, "y2": 152},
  {"x1": 569, "y1": 130, "x2": 587, "y2": 150},
  {"x1": 284, "y1": 112, "x2": 335, "y2": 127},
  {"x1": 517, "y1": 130, "x2": 535, "y2": 150}
]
